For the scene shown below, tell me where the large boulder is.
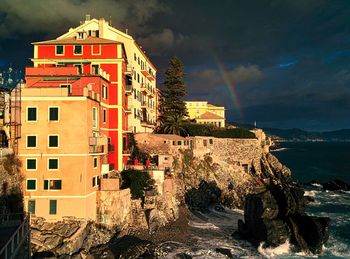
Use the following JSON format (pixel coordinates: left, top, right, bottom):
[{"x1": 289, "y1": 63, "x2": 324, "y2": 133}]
[
  {"x1": 289, "y1": 215, "x2": 330, "y2": 254},
  {"x1": 237, "y1": 184, "x2": 330, "y2": 254}
]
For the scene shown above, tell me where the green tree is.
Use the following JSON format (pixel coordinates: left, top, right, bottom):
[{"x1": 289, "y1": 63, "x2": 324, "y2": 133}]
[
  {"x1": 162, "y1": 114, "x2": 187, "y2": 136},
  {"x1": 158, "y1": 57, "x2": 188, "y2": 135}
]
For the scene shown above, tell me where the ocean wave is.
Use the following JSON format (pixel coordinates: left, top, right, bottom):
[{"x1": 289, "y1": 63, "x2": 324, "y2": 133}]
[
  {"x1": 310, "y1": 183, "x2": 323, "y2": 188},
  {"x1": 257, "y1": 240, "x2": 291, "y2": 258},
  {"x1": 304, "y1": 190, "x2": 319, "y2": 198},
  {"x1": 271, "y1": 148, "x2": 289, "y2": 152}
]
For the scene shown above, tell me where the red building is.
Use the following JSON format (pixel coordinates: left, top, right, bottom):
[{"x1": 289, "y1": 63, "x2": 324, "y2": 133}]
[{"x1": 31, "y1": 36, "x2": 130, "y2": 171}]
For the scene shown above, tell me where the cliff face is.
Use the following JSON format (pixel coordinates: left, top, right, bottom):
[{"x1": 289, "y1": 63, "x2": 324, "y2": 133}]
[{"x1": 172, "y1": 137, "x2": 278, "y2": 209}]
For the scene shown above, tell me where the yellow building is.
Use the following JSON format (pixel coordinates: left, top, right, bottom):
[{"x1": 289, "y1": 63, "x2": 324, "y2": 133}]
[{"x1": 185, "y1": 101, "x2": 225, "y2": 128}]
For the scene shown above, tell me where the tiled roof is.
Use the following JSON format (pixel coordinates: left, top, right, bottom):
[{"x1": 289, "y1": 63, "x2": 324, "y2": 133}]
[
  {"x1": 197, "y1": 112, "x2": 224, "y2": 120},
  {"x1": 33, "y1": 37, "x2": 121, "y2": 45}
]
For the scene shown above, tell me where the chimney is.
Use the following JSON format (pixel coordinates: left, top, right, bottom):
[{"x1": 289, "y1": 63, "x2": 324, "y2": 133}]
[
  {"x1": 85, "y1": 14, "x2": 91, "y2": 21},
  {"x1": 125, "y1": 29, "x2": 128, "y2": 35},
  {"x1": 98, "y1": 18, "x2": 105, "y2": 38}
]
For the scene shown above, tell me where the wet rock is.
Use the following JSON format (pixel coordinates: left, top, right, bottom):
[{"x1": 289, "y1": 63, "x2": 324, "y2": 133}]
[
  {"x1": 238, "y1": 183, "x2": 330, "y2": 254},
  {"x1": 289, "y1": 215, "x2": 330, "y2": 254},
  {"x1": 215, "y1": 248, "x2": 234, "y2": 258},
  {"x1": 323, "y1": 179, "x2": 350, "y2": 192},
  {"x1": 175, "y1": 253, "x2": 192, "y2": 259},
  {"x1": 185, "y1": 181, "x2": 221, "y2": 212}
]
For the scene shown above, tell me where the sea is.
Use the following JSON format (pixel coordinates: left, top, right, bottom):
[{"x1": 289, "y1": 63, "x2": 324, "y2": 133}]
[{"x1": 159, "y1": 142, "x2": 350, "y2": 258}]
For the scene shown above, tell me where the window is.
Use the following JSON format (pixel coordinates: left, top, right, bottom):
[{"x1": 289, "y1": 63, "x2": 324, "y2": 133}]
[
  {"x1": 27, "y1": 136, "x2": 37, "y2": 148},
  {"x1": 49, "y1": 200, "x2": 57, "y2": 215},
  {"x1": 209, "y1": 139, "x2": 213, "y2": 145},
  {"x1": 44, "y1": 180, "x2": 62, "y2": 190},
  {"x1": 103, "y1": 109, "x2": 107, "y2": 123},
  {"x1": 74, "y1": 64, "x2": 82, "y2": 74},
  {"x1": 172, "y1": 141, "x2": 175, "y2": 145},
  {"x1": 49, "y1": 107, "x2": 59, "y2": 121},
  {"x1": 93, "y1": 157, "x2": 98, "y2": 168},
  {"x1": 92, "y1": 176, "x2": 99, "y2": 187},
  {"x1": 74, "y1": 45, "x2": 82, "y2": 55},
  {"x1": 60, "y1": 84, "x2": 71, "y2": 94},
  {"x1": 56, "y1": 45, "x2": 64, "y2": 55},
  {"x1": 48, "y1": 135, "x2": 59, "y2": 148},
  {"x1": 26, "y1": 159, "x2": 37, "y2": 170},
  {"x1": 92, "y1": 64, "x2": 99, "y2": 75},
  {"x1": 92, "y1": 45, "x2": 101, "y2": 55},
  {"x1": 48, "y1": 158, "x2": 59, "y2": 170},
  {"x1": 102, "y1": 85, "x2": 108, "y2": 99},
  {"x1": 28, "y1": 200, "x2": 35, "y2": 215},
  {"x1": 27, "y1": 107, "x2": 37, "y2": 121},
  {"x1": 177, "y1": 141, "x2": 182, "y2": 145},
  {"x1": 77, "y1": 32, "x2": 84, "y2": 39},
  {"x1": 26, "y1": 179, "x2": 36, "y2": 190},
  {"x1": 92, "y1": 107, "x2": 97, "y2": 128},
  {"x1": 134, "y1": 53, "x2": 136, "y2": 61}
]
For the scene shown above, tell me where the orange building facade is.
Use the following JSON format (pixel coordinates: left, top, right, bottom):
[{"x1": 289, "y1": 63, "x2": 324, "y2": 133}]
[{"x1": 19, "y1": 35, "x2": 131, "y2": 220}]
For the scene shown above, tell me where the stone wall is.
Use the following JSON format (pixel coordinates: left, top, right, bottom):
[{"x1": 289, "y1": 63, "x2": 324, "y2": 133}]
[{"x1": 96, "y1": 188, "x2": 132, "y2": 228}]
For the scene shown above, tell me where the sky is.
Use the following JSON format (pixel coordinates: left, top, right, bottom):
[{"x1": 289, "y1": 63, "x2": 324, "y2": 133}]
[{"x1": 0, "y1": 0, "x2": 350, "y2": 131}]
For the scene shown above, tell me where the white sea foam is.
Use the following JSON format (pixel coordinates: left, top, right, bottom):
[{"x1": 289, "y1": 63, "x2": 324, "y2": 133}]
[
  {"x1": 271, "y1": 148, "x2": 288, "y2": 152},
  {"x1": 304, "y1": 190, "x2": 318, "y2": 197},
  {"x1": 257, "y1": 240, "x2": 291, "y2": 258},
  {"x1": 310, "y1": 183, "x2": 323, "y2": 188}
]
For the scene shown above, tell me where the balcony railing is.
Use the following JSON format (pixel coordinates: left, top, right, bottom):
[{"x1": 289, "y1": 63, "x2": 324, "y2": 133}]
[
  {"x1": 89, "y1": 145, "x2": 104, "y2": 154},
  {"x1": 125, "y1": 84, "x2": 133, "y2": 95}
]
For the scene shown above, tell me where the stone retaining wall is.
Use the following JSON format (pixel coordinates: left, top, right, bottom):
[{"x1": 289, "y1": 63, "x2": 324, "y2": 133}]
[{"x1": 96, "y1": 188, "x2": 132, "y2": 228}]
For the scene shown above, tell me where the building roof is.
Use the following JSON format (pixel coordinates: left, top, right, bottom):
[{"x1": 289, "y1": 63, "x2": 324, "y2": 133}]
[
  {"x1": 151, "y1": 134, "x2": 186, "y2": 141},
  {"x1": 197, "y1": 112, "x2": 224, "y2": 120},
  {"x1": 32, "y1": 36, "x2": 121, "y2": 45}
]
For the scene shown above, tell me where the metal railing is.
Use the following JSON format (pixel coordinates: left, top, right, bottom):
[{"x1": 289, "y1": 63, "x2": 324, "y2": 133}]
[{"x1": 0, "y1": 213, "x2": 30, "y2": 259}]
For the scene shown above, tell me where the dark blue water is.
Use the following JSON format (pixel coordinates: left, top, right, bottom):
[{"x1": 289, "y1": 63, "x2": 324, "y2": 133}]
[{"x1": 272, "y1": 142, "x2": 350, "y2": 258}]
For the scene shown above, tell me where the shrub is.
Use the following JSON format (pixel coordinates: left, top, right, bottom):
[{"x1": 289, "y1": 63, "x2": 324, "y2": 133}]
[
  {"x1": 121, "y1": 170, "x2": 155, "y2": 199},
  {"x1": 212, "y1": 128, "x2": 256, "y2": 139},
  {"x1": 184, "y1": 123, "x2": 215, "y2": 136},
  {"x1": 184, "y1": 123, "x2": 256, "y2": 139}
]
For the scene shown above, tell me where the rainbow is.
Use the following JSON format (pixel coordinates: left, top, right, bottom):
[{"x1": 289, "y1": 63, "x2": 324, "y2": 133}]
[{"x1": 214, "y1": 56, "x2": 242, "y2": 116}]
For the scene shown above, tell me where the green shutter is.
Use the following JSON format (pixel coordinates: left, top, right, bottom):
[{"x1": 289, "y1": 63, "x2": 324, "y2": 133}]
[
  {"x1": 27, "y1": 136, "x2": 36, "y2": 147},
  {"x1": 28, "y1": 200, "x2": 35, "y2": 214},
  {"x1": 27, "y1": 180, "x2": 36, "y2": 190},
  {"x1": 49, "y1": 159, "x2": 58, "y2": 169},
  {"x1": 44, "y1": 180, "x2": 48, "y2": 190},
  {"x1": 27, "y1": 108, "x2": 37, "y2": 121},
  {"x1": 27, "y1": 159, "x2": 36, "y2": 170},
  {"x1": 49, "y1": 136, "x2": 58, "y2": 147},
  {"x1": 49, "y1": 108, "x2": 58, "y2": 121},
  {"x1": 49, "y1": 200, "x2": 57, "y2": 215}
]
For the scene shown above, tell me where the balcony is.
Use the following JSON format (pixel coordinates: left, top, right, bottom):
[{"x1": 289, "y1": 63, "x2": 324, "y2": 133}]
[
  {"x1": 125, "y1": 64, "x2": 133, "y2": 75},
  {"x1": 125, "y1": 84, "x2": 133, "y2": 95},
  {"x1": 89, "y1": 145, "x2": 104, "y2": 154},
  {"x1": 123, "y1": 126, "x2": 133, "y2": 134},
  {"x1": 141, "y1": 119, "x2": 156, "y2": 128}
]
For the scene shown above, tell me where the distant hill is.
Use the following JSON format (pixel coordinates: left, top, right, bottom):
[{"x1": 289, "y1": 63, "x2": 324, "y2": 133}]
[{"x1": 227, "y1": 122, "x2": 350, "y2": 141}]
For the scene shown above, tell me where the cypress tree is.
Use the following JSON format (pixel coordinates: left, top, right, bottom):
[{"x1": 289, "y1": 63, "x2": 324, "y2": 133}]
[{"x1": 158, "y1": 57, "x2": 188, "y2": 134}]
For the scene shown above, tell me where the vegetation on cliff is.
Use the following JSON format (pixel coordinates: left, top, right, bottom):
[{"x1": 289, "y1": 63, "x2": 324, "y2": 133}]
[
  {"x1": 184, "y1": 123, "x2": 256, "y2": 138},
  {"x1": 121, "y1": 170, "x2": 155, "y2": 199},
  {"x1": 0, "y1": 154, "x2": 23, "y2": 214}
]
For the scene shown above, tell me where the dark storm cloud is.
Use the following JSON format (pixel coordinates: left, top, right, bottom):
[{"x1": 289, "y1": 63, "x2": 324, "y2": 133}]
[{"x1": 1, "y1": 0, "x2": 350, "y2": 130}]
